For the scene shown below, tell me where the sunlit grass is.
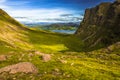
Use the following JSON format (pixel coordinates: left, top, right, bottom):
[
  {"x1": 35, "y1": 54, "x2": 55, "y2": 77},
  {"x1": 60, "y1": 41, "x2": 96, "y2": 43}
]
[
  {"x1": 39, "y1": 44, "x2": 68, "y2": 52},
  {"x1": 0, "y1": 48, "x2": 120, "y2": 80}
]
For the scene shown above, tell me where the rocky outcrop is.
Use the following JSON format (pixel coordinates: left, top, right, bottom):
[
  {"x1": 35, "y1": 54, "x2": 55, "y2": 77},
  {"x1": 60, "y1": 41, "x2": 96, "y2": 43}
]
[
  {"x1": 76, "y1": 0, "x2": 120, "y2": 47},
  {"x1": 0, "y1": 62, "x2": 38, "y2": 74}
]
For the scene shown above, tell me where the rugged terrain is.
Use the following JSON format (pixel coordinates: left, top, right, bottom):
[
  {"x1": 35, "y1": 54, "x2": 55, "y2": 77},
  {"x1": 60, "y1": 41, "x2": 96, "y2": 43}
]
[
  {"x1": 0, "y1": 0, "x2": 120, "y2": 80},
  {"x1": 76, "y1": 0, "x2": 120, "y2": 48}
]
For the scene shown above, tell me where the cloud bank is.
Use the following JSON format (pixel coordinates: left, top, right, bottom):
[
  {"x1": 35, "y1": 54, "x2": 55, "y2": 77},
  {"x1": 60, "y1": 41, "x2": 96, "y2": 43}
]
[{"x1": 0, "y1": 0, "x2": 84, "y2": 23}]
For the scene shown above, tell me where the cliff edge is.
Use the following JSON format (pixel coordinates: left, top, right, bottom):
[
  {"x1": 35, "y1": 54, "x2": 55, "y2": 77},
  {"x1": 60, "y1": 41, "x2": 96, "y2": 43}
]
[{"x1": 76, "y1": 0, "x2": 120, "y2": 48}]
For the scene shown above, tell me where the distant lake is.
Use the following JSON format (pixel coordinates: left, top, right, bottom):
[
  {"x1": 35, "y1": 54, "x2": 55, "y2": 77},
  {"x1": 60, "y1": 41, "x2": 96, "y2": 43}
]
[{"x1": 51, "y1": 30, "x2": 76, "y2": 34}]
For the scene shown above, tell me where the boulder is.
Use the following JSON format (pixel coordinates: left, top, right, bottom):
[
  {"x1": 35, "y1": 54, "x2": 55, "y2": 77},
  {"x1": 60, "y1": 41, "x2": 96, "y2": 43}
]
[{"x1": 0, "y1": 62, "x2": 38, "y2": 74}]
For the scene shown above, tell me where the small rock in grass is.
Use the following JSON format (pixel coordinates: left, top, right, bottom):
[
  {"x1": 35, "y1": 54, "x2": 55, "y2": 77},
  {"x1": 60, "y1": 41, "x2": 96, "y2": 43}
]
[
  {"x1": 66, "y1": 74, "x2": 71, "y2": 78},
  {"x1": 28, "y1": 53, "x2": 34, "y2": 57},
  {"x1": 0, "y1": 55, "x2": 7, "y2": 61},
  {"x1": 54, "y1": 68, "x2": 60, "y2": 72},
  {"x1": 35, "y1": 51, "x2": 44, "y2": 56},
  {"x1": 42, "y1": 54, "x2": 51, "y2": 62},
  {"x1": 44, "y1": 72, "x2": 47, "y2": 74},
  {"x1": 60, "y1": 60, "x2": 67, "y2": 64}
]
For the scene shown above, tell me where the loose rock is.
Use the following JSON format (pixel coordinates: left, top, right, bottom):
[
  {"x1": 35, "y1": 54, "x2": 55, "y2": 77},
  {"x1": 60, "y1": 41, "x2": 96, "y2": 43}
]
[
  {"x1": 42, "y1": 54, "x2": 51, "y2": 62},
  {"x1": 28, "y1": 53, "x2": 34, "y2": 57},
  {"x1": 54, "y1": 68, "x2": 59, "y2": 72},
  {"x1": 0, "y1": 55, "x2": 7, "y2": 61},
  {"x1": 35, "y1": 51, "x2": 44, "y2": 56}
]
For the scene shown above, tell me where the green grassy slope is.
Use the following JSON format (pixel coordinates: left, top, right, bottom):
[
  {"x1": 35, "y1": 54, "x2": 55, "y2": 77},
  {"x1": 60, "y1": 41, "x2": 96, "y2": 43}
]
[
  {"x1": 0, "y1": 9, "x2": 120, "y2": 80},
  {"x1": 27, "y1": 30, "x2": 84, "y2": 53},
  {"x1": 0, "y1": 42, "x2": 119, "y2": 80},
  {"x1": 0, "y1": 9, "x2": 34, "y2": 52}
]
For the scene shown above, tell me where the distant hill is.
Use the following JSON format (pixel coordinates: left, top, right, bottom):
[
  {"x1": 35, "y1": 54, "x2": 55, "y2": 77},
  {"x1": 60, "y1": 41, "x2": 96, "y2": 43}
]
[
  {"x1": 76, "y1": 0, "x2": 120, "y2": 48},
  {"x1": 26, "y1": 22, "x2": 80, "y2": 31},
  {"x1": 44, "y1": 22, "x2": 79, "y2": 30}
]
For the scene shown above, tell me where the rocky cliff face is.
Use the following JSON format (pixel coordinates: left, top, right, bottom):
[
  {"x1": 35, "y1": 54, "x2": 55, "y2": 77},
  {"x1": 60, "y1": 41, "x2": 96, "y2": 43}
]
[{"x1": 76, "y1": 0, "x2": 120, "y2": 47}]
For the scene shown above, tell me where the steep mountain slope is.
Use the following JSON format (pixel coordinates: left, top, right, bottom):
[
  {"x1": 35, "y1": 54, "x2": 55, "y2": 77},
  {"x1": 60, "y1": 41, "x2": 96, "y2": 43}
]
[
  {"x1": 0, "y1": 9, "x2": 33, "y2": 51},
  {"x1": 76, "y1": 0, "x2": 120, "y2": 48}
]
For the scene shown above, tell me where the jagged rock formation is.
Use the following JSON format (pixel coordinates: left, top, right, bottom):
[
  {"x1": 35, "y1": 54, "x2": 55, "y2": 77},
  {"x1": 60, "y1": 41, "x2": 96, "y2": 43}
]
[{"x1": 76, "y1": 0, "x2": 120, "y2": 47}]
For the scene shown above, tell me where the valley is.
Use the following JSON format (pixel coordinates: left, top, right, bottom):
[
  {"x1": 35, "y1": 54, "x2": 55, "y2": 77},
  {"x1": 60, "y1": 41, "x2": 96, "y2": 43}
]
[
  {"x1": 0, "y1": 0, "x2": 120, "y2": 80},
  {"x1": 25, "y1": 22, "x2": 79, "y2": 34}
]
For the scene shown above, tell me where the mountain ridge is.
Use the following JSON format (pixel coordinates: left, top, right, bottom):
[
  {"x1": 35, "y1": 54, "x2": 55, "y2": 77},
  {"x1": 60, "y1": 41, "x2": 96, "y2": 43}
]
[{"x1": 76, "y1": 0, "x2": 120, "y2": 48}]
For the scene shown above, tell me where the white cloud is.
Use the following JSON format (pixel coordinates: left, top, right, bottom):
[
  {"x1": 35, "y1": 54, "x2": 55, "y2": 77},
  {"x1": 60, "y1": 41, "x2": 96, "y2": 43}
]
[
  {"x1": 7, "y1": 9, "x2": 69, "y2": 18},
  {"x1": 5, "y1": 8, "x2": 82, "y2": 23},
  {"x1": 0, "y1": 0, "x2": 83, "y2": 23}
]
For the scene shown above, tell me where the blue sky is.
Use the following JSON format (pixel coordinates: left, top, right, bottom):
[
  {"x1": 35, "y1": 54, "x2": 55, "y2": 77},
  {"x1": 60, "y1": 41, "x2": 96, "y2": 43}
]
[{"x1": 0, "y1": 0, "x2": 114, "y2": 23}]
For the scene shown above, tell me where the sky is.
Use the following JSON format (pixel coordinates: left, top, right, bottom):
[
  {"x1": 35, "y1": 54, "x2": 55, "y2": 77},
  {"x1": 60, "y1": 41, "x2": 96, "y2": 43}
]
[{"x1": 0, "y1": 0, "x2": 114, "y2": 23}]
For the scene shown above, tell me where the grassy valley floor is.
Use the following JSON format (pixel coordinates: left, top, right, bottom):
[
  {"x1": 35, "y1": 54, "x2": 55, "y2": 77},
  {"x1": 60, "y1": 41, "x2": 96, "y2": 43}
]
[{"x1": 0, "y1": 29, "x2": 120, "y2": 80}]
